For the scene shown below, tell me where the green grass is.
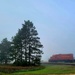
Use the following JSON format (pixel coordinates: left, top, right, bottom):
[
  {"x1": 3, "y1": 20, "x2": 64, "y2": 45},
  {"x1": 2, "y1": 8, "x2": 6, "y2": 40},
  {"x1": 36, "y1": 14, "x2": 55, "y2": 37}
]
[
  {"x1": 1, "y1": 65, "x2": 75, "y2": 75},
  {"x1": 12, "y1": 65, "x2": 75, "y2": 75}
]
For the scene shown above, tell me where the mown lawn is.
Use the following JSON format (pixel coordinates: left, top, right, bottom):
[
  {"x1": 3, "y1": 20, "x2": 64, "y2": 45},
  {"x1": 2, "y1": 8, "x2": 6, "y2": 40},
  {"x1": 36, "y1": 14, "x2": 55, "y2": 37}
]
[{"x1": 0, "y1": 65, "x2": 75, "y2": 75}]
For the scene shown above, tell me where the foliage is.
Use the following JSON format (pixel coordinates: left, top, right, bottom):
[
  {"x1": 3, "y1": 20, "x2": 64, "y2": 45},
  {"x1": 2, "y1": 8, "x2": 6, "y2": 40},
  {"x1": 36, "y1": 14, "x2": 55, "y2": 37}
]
[
  {"x1": 0, "y1": 65, "x2": 44, "y2": 73},
  {"x1": 11, "y1": 20, "x2": 43, "y2": 66},
  {"x1": 0, "y1": 38, "x2": 11, "y2": 64},
  {"x1": 0, "y1": 20, "x2": 43, "y2": 66}
]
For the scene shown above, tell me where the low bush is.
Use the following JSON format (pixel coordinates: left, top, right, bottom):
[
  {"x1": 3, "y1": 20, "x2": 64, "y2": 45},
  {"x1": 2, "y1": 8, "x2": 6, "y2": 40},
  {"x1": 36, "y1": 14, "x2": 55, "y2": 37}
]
[{"x1": 0, "y1": 65, "x2": 45, "y2": 73}]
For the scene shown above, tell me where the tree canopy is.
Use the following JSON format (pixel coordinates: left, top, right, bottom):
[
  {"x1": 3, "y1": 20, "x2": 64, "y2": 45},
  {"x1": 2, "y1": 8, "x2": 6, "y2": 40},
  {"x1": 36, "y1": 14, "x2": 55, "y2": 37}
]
[
  {"x1": 0, "y1": 20, "x2": 43, "y2": 66},
  {"x1": 0, "y1": 38, "x2": 11, "y2": 64}
]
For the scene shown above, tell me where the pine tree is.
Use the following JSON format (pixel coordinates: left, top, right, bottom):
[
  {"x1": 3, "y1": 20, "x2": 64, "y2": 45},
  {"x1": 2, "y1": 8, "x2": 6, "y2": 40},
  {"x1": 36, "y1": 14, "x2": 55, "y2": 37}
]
[
  {"x1": 21, "y1": 20, "x2": 43, "y2": 65},
  {"x1": 12, "y1": 20, "x2": 43, "y2": 66},
  {"x1": 0, "y1": 38, "x2": 11, "y2": 64}
]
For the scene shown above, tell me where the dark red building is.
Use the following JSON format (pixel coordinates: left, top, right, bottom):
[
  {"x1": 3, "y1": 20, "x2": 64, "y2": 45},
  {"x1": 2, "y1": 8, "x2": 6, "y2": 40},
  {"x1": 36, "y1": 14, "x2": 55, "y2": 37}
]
[{"x1": 49, "y1": 54, "x2": 74, "y2": 62}]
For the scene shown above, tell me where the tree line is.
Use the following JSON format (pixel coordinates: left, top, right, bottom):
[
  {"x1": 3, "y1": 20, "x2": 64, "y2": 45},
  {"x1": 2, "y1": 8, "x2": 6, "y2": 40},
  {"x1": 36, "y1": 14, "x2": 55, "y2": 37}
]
[{"x1": 0, "y1": 20, "x2": 43, "y2": 66}]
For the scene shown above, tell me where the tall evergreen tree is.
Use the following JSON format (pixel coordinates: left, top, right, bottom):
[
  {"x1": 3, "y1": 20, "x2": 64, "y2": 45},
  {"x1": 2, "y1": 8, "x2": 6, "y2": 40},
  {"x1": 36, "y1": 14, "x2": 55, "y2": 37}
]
[
  {"x1": 12, "y1": 20, "x2": 43, "y2": 66},
  {"x1": 21, "y1": 20, "x2": 43, "y2": 65},
  {"x1": 0, "y1": 38, "x2": 11, "y2": 64},
  {"x1": 11, "y1": 30, "x2": 24, "y2": 64}
]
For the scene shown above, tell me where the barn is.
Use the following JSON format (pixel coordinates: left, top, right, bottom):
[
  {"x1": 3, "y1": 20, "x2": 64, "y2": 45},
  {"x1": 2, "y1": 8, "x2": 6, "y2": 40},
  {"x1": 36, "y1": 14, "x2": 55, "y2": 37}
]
[{"x1": 49, "y1": 54, "x2": 74, "y2": 62}]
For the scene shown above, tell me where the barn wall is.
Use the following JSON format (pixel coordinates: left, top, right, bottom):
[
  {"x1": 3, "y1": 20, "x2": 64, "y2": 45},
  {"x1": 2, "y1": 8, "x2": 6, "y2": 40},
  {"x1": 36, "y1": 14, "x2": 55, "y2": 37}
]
[{"x1": 49, "y1": 54, "x2": 74, "y2": 61}]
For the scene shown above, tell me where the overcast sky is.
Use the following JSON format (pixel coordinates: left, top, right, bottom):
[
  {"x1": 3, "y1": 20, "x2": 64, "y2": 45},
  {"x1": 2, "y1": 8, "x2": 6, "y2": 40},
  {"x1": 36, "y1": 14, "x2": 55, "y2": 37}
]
[{"x1": 0, "y1": 0, "x2": 75, "y2": 61}]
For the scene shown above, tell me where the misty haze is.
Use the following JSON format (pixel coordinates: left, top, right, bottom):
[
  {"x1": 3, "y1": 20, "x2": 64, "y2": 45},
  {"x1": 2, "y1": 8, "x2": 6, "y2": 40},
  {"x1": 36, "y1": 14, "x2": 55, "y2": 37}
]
[{"x1": 0, "y1": 0, "x2": 75, "y2": 75}]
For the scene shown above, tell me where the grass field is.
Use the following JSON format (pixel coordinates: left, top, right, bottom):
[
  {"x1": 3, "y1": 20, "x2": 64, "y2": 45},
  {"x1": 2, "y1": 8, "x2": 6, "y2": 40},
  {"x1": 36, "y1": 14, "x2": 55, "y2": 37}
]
[
  {"x1": 0, "y1": 64, "x2": 75, "y2": 75},
  {"x1": 13, "y1": 65, "x2": 75, "y2": 75}
]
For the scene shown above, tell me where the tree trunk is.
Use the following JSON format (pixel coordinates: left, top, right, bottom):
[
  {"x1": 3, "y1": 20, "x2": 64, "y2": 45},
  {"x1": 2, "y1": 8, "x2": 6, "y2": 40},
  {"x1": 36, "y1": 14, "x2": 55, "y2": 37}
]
[
  {"x1": 21, "y1": 45, "x2": 22, "y2": 63},
  {"x1": 29, "y1": 46, "x2": 30, "y2": 65},
  {"x1": 25, "y1": 46, "x2": 27, "y2": 65}
]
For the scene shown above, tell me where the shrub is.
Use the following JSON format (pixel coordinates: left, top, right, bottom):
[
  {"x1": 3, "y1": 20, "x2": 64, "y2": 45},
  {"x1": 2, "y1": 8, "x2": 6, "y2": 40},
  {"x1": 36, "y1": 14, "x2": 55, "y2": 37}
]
[{"x1": 0, "y1": 65, "x2": 45, "y2": 73}]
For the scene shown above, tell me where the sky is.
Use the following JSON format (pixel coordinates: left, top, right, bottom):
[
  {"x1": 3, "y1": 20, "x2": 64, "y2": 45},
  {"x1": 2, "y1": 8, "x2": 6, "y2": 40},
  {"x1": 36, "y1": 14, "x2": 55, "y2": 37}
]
[{"x1": 0, "y1": 0, "x2": 75, "y2": 61}]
